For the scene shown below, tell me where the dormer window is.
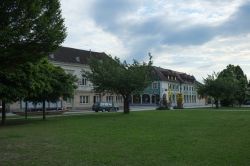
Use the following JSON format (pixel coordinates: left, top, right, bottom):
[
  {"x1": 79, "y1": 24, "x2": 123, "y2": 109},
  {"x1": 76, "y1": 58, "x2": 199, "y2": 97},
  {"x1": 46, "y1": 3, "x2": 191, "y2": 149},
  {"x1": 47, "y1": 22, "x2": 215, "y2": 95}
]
[
  {"x1": 79, "y1": 77, "x2": 87, "y2": 86},
  {"x1": 76, "y1": 56, "x2": 80, "y2": 62},
  {"x1": 152, "y1": 82, "x2": 158, "y2": 89}
]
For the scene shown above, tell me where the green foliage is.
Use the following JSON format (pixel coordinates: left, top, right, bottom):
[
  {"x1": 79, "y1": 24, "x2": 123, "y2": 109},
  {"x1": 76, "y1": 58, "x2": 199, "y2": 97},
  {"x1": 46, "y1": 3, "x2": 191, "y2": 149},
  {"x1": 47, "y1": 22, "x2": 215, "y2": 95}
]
[
  {"x1": 246, "y1": 81, "x2": 250, "y2": 102},
  {"x1": 176, "y1": 93, "x2": 183, "y2": 109},
  {"x1": 198, "y1": 65, "x2": 248, "y2": 108},
  {"x1": 218, "y1": 65, "x2": 248, "y2": 106},
  {"x1": 0, "y1": 0, "x2": 66, "y2": 71},
  {"x1": 0, "y1": 59, "x2": 77, "y2": 123},
  {"x1": 24, "y1": 59, "x2": 77, "y2": 103},
  {"x1": 84, "y1": 55, "x2": 153, "y2": 113},
  {"x1": 197, "y1": 72, "x2": 223, "y2": 108}
]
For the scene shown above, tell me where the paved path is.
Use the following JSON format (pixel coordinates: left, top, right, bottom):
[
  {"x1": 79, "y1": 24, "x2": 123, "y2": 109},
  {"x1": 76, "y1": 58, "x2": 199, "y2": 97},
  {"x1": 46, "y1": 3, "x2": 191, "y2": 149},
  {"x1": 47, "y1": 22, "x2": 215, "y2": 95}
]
[{"x1": 3, "y1": 105, "x2": 250, "y2": 118}]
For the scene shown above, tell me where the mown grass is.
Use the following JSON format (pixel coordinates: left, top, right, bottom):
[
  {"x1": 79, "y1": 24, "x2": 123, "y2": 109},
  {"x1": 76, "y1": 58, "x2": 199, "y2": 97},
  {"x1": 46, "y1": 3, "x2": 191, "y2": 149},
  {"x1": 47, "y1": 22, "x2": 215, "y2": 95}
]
[{"x1": 1, "y1": 109, "x2": 250, "y2": 165}]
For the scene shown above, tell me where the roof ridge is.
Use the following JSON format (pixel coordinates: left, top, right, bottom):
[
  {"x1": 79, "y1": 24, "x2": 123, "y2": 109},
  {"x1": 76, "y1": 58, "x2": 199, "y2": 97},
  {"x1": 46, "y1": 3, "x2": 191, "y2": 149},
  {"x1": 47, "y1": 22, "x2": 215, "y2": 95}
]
[{"x1": 60, "y1": 46, "x2": 106, "y2": 54}]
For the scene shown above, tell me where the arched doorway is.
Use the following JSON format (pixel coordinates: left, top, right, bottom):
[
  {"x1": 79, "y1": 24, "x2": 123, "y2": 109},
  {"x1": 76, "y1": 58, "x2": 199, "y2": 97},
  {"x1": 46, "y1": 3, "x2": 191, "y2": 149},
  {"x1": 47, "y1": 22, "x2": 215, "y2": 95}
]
[
  {"x1": 133, "y1": 94, "x2": 141, "y2": 104},
  {"x1": 142, "y1": 94, "x2": 150, "y2": 104},
  {"x1": 151, "y1": 94, "x2": 160, "y2": 104}
]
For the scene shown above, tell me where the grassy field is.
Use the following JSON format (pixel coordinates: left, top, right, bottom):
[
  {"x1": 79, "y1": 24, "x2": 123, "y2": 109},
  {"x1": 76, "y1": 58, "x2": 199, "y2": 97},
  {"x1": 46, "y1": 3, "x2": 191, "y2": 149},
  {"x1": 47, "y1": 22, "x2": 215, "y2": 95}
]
[{"x1": 1, "y1": 109, "x2": 250, "y2": 165}]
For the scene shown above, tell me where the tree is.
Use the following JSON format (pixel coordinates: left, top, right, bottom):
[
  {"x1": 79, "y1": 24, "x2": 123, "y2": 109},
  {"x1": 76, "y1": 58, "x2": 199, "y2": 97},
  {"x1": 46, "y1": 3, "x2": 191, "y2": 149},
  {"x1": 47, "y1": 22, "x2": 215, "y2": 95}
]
[
  {"x1": 246, "y1": 81, "x2": 250, "y2": 103},
  {"x1": 198, "y1": 65, "x2": 248, "y2": 108},
  {"x1": 0, "y1": 0, "x2": 66, "y2": 124},
  {"x1": 24, "y1": 59, "x2": 77, "y2": 120},
  {"x1": 0, "y1": 69, "x2": 29, "y2": 124},
  {"x1": 218, "y1": 65, "x2": 248, "y2": 106},
  {"x1": 0, "y1": 0, "x2": 66, "y2": 71},
  {"x1": 84, "y1": 55, "x2": 153, "y2": 114},
  {"x1": 0, "y1": 59, "x2": 77, "y2": 124},
  {"x1": 197, "y1": 73, "x2": 226, "y2": 108}
]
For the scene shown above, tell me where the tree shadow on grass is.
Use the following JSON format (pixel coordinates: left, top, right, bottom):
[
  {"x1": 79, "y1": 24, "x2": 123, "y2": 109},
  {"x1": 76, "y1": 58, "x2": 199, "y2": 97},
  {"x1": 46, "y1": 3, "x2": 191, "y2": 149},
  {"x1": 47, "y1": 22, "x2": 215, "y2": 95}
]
[{"x1": 0, "y1": 112, "x2": 128, "y2": 127}]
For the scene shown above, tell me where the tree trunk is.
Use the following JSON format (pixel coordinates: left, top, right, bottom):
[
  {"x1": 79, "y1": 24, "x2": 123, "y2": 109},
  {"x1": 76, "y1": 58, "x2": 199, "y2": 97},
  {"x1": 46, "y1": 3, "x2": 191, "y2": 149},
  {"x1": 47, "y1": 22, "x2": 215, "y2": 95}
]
[
  {"x1": 123, "y1": 96, "x2": 130, "y2": 114},
  {"x1": 215, "y1": 100, "x2": 219, "y2": 109},
  {"x1": 25, "y1": 101, "x2": 28, "y2": 120},
  {"x1": 42, "y1": 100, "x2": 46, "y2": 120},
  {"x1": 1, "y1": 100, "x2": 6, "y2": 125}
]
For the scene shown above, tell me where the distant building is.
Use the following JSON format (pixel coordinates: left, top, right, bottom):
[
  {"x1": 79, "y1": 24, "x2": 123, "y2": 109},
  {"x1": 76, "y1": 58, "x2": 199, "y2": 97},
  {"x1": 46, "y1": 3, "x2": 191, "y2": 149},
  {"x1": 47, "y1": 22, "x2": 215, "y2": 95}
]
[
  {"x1": 10, "y1": 47, "x2": 123, "y2": 111},
  {"x1": 9, "y1": 47, "x2": 206, "y2": 111},
  {"x1": 48, "y1": 47, "x2": 124, "y2": 110},
  {"x1": 130, "y1": 67, "x2": 206, "y2": 107}
]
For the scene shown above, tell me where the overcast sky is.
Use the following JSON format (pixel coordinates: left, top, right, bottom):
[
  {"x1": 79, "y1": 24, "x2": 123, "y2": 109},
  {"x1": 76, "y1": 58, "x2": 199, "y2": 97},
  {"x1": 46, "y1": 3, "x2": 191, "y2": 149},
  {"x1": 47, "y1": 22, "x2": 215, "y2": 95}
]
[{"x1": 60, "y1": 0, "x2": 250, "y2": 81}]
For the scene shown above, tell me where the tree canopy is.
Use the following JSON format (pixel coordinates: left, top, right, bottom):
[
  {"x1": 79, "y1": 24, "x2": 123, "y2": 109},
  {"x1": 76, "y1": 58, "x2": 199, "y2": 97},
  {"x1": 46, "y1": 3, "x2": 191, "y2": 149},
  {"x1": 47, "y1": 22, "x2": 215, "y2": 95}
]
[
  {"x1": 1, "y1": 59, "x2": 77, "y2": 124},
  {"x1": 0, "y1": 0, "x2": 66, "y2": 71},
  {"x1": 218, "y1": 65, "x2": 248, "y2": 106},
  {"x1": 0, "y1": 0, "x2": 67, "y2": 124},
  {"x1": 23, "y1": 59, "x2": 77, "y2": 120},
  {"x1": 197, "y1": 64, "x2": 248, "y2": 108},
  {"x1": 84, "y1": 55, "x2": 153, "y2": 113}
]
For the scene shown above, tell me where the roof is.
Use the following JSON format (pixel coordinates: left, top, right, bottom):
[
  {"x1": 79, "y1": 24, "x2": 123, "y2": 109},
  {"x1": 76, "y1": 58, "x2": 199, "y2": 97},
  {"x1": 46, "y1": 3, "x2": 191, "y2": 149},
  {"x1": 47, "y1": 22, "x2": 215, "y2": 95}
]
[
  {"x1": 153, "y1": 66, "x2": 196, "y2": 84},
  {"x1": 48, "y1": 46, "x2": 108, "y2": 64},
  {"x1": 49, "y1": 47, "x2": 196, "y2": 84}
]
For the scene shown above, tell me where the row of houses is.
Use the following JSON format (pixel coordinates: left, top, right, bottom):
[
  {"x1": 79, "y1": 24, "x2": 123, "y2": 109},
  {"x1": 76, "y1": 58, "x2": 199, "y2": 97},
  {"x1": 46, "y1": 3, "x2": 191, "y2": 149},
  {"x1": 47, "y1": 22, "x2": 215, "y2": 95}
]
[{"x1": 9, "y1": 47, "x2": 206, "y2": 111}]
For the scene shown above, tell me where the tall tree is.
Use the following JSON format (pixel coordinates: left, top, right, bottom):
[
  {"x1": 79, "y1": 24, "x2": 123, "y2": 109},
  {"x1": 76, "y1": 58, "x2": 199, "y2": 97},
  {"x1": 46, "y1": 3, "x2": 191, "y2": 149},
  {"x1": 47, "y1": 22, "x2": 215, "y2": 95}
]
[
  {"x1": 0, "y1": 0, "x2": 66, "y2": 71},
  {"x1": 0, "y1": 65, "x2": 30, "y2": 124},
  {"x1": 246, "y1": 81, "x2": 250, "y2": 103},
  {"x1": 197, "y1": 73, "x2": 226, "y2": 108},
  {"x1": 24, "y1": 59, "x2": 77, "y2": 120},
  {"x1": 0, "y1": 59, "x2": 77, "y2": 124},
  {"x1": 218, "y1": 65, "x2": 248, "y2": 106},
  {"x1": 0, "y1": 0, "x2": 66, "y2": 124},
  {"x1": 198, "y1": 65, "x2": 248, "y2": 108},
  {"x1": 84, "y1": 56, "x2": 153, "y2": 114}
]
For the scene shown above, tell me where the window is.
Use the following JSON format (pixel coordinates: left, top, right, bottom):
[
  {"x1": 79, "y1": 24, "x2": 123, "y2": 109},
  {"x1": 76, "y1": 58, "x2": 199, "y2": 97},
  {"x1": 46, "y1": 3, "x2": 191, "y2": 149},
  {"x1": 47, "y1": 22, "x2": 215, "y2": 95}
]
[
  {"x1": 116, "y1": 96, "x2": 123, "y2": 103},
  {"x1": 80, "y1": 96, "x2": 89, "y2": 104},
  {"x1": 65, "y1": 69, "x2": 74, "y2": 75},
  {"x1": 106, "y1": 96, "x2": 113, "y2": 102},
  {"x1": 79, "y1": 77, "x2": 87, "y2": 86},
  {"x1": 66, "y1": 98, "x2": 72, "y2": 103},
  {"x1": 93, "y1": 95, "x2": 100, "y2": 103},
  {"x1": 152, "y1": 82, "x2": 158, "y2": 89}
]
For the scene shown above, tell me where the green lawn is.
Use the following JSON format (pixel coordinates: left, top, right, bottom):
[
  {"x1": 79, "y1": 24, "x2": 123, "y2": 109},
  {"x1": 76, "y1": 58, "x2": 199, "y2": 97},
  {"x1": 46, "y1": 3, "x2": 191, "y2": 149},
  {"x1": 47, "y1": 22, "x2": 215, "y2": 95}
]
[{"x1": 1, "y1": 109, "x2": 250, "y2": 165}]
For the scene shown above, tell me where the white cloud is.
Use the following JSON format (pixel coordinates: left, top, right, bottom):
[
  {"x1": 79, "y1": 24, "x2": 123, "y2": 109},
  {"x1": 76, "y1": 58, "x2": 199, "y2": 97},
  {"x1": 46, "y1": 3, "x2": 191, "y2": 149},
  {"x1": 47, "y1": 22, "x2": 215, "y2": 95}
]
[{"x1": 60, "y1": 0, "x2": 250, "y2": 81}]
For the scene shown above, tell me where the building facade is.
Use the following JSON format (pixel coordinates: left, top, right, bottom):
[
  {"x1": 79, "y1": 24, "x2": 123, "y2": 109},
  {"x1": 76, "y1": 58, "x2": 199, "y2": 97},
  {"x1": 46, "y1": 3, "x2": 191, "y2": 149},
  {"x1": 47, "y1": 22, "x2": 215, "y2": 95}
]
[
  {"x1": 130, "y1": 67, "x2": 206, "y2": 107},
  {"x1": 9, "y1": 47, "x2": 206, "y2": 111},
  {"x1": 48, "y1": 47, "x2": 124, "y2": 110}
]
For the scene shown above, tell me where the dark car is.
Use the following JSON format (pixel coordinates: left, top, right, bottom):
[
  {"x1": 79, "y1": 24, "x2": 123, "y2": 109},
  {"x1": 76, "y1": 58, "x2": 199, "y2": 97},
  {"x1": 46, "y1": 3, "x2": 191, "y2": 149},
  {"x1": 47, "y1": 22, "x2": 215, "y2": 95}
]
[
  {"x1": 244, "y1": 100, "x2": 250, "y2": 105},
  {"x1": 92, "y1": 102, "x2": 119, "y2": 112}
]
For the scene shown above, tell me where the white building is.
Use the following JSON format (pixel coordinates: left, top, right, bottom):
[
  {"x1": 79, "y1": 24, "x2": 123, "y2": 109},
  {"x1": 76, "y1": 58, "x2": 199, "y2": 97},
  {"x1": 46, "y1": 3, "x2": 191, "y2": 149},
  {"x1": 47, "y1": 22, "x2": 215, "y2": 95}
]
[
  {"x1": 49, "y1": 46, "x2": 124, "y2": 110},
  {"x1": 9, "y1": 47, "x2": 206, "y2": 111},
  {"x1": 130, "y1": 67, "x2": 207, "y2": 107}
]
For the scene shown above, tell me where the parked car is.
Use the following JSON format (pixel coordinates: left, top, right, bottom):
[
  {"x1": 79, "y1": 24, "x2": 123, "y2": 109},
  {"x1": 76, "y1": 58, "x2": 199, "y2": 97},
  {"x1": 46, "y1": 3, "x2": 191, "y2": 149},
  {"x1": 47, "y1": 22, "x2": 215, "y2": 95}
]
[
  {"x1": 244, "y1": 100, "x2": 250, "y2": 105},
  {"x1": 92, "y1": 102, "x2": 119, "y2": 112}
]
